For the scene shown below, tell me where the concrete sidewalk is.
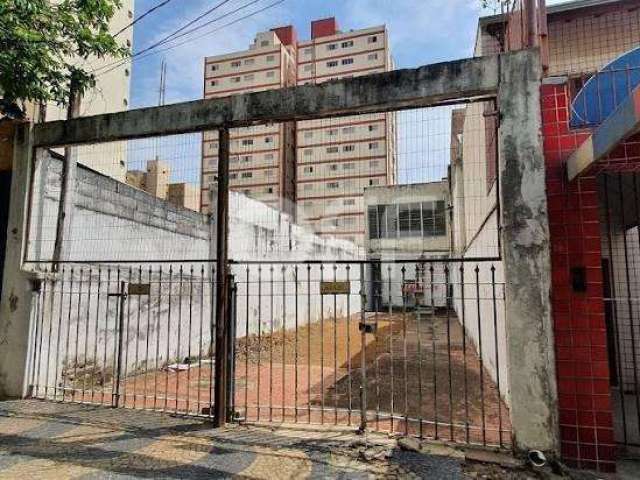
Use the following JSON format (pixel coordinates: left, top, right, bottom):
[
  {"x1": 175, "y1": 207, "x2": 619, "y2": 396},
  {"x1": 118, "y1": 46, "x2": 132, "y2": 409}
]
[
  {"x1": 0, "y1": 400, "x2": 467, "y2": 479},
  {"x1": 3, "y1": 399, "x2": 605, "y2": 479}
]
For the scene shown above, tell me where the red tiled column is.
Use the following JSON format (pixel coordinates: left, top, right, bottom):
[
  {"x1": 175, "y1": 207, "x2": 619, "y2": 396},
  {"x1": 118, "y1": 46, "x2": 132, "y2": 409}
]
[{"x1": 541, "y1": 82, "x2": 617, "y2": 473}]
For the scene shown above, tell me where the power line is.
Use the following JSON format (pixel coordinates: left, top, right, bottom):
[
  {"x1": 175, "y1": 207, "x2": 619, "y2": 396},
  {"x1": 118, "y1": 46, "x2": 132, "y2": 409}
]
[
  {"x1": 114, "y1": 0, "x2": 176, "y2": 37},
  {"x1": 97, "y1": 0, "x2": 286, "y2": 77},
  {"x1": 142, "y1": 0, "x2": 266, "y2": 51},
  {"x1": 94, "y1": 0, "x2": 237, "y2": 74}
]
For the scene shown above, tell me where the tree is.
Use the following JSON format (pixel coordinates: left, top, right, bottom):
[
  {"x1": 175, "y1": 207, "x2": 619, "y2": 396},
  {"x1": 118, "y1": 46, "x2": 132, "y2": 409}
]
[{"x1": 0, "y1": 0, "x2": 129, "y2": 118}]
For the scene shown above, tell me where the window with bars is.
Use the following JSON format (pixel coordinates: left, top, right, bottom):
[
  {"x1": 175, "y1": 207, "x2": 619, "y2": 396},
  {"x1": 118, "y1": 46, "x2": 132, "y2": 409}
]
[{"x1": 368, "y1": 201, "x2": 446, "y2": 239}]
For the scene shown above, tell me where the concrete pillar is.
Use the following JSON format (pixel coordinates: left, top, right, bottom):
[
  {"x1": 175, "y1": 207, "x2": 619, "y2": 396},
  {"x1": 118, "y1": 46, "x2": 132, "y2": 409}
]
[
  {"x1": 0, "y1": 123, "x2": 38, "y2": 399},
  {"x1": 498, "y1": 49, "x2": 559, "y2": 455}
]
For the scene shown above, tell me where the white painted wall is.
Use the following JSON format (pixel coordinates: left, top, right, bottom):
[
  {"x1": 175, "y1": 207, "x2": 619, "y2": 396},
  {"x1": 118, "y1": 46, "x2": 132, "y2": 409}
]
[
  {"x1": 28, "y1": 151, "x2": 363, "y2": 396},
  {"x1": 449, "y1": 101, "x2": 508, "y2": 404}
]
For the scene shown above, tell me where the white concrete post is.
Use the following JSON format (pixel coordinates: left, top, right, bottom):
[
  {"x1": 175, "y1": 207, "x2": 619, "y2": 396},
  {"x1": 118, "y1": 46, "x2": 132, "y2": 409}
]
[
  {"x1": 498, "y1": 49, "x2": 559, "y2": 455},
  {"x1": 0, "y1": 122, "x2": 39, "y2": 398}
]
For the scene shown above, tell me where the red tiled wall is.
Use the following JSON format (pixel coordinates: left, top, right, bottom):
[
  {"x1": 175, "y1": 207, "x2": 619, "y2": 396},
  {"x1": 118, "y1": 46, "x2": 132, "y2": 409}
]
[{"x1": 541, "y1": 82, "x2": 617, "y2": 473}]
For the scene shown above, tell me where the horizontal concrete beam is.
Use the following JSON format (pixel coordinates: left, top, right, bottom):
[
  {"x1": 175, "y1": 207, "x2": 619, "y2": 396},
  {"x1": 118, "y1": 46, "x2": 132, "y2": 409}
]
[
  {"x1": 567, "y1": 86, "x2": 640, "y2": 181},
  {"x1": 32, "y1": 53, "x2": 509, "y2": 148}
]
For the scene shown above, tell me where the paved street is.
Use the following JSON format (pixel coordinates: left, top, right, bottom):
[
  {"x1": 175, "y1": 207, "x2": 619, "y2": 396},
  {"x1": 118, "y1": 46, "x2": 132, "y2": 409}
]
[{"x1": 0, "y1": 400, "x2": 467, "y2": 479}]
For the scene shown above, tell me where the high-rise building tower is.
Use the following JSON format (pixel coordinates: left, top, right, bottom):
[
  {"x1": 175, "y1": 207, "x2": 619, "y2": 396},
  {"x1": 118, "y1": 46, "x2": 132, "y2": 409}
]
[
  {"x1": 200, "y1": 19, "x2": 396, "y2": 246},
  {"x1": 200, "y1": 26, "x2": 298, "y2": 215},
  {"x1": 27, "y1": 0, "x2": 135, "y2": 181},
  {"x1": 295, "y1": 19, "x2": 396, "y2": 245}
]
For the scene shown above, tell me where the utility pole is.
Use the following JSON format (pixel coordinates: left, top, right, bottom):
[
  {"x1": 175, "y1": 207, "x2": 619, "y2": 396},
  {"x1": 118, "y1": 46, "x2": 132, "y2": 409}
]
[{"x1": 52, "y1": 76, "x2": 81, "y2": 269}]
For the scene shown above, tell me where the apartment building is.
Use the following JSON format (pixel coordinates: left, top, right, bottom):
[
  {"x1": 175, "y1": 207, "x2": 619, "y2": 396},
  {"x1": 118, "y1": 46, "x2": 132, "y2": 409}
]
[
  {"x1": 168, "y1": 183, "x2": 199, "y2": 211},
  {"x1": 296, "y1": 18, "x2": 397, "y2": 245},
  {"x1": 126, "y1": 159, "x2": 200, "y2": 211},
  {"x1": 201, "y1": 26, "x2": 298, "y2": 215},
  {"x1": 26, "y1": 0, "x2": 135, "y2": 181}
]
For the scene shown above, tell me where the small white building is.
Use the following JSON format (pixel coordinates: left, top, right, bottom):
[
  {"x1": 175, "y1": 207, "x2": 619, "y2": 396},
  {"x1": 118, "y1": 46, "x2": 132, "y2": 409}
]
[{"x1": 363, "y1": 181, "x2": 450, "y2": 310}]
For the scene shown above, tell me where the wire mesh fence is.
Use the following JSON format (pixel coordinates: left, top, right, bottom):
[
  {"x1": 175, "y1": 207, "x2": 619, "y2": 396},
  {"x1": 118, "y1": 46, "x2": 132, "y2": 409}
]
[{"x1": 25, "y1": 73, "x2": 510, "y2": 447}]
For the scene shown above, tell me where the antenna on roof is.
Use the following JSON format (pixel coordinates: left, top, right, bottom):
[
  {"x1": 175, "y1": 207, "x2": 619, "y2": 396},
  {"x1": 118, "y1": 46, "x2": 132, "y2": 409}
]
[
  {"x1": 155, "y1": 58, "x2": 167, "y2": 160},
  {"x1": 158, "y1": 57, "x2": 167, "y2": 107}
]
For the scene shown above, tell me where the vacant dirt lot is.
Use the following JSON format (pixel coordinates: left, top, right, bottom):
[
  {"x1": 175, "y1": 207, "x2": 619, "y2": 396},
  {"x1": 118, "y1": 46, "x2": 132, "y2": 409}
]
[{"x1": 62, "y1": 310, "x2": 510, "y2": 448}]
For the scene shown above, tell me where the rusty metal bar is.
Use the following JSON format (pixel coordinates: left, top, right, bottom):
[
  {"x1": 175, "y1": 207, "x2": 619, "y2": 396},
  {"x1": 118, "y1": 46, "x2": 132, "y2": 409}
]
[{"x1": 213, "y1": 127, "x2": 231, "y2": 428}]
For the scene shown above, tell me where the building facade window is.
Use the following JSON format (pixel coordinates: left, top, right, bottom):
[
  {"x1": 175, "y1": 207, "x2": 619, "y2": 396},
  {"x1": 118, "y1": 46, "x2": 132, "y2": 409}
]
[
  {"x1": 341, "y1": 40, "x2": 354, "y2": 48},
  {"x1": 343, "y1": 145, "x2": 355, "y2": 152},
  {"x1": 327, "y1": 146, "x2": 339, "y2": 153},
  {"x1": 368, "y1": 201, "x2": 446, "y2": 239},
  {"x1": 327, "y1": 60, "x2": 338, "y2": 67},
  {"x1": 231, "y1": 61, "x2": 241, "y2": 68},
  {"x1": 368, "y1": 53, "x2": 378, "y2": 61},
  {"x1": 342, "y1": 58, "x2": 354, "y2": 65},
  {"x1": 368, "y1": 35, "x2": 378, "y2": 43}
]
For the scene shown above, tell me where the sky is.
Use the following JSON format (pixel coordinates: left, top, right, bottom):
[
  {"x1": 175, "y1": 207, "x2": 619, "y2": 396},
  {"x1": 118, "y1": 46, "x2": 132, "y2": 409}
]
[{"x1": 124, "y1": 0, "x2": 573, "y2": 184}]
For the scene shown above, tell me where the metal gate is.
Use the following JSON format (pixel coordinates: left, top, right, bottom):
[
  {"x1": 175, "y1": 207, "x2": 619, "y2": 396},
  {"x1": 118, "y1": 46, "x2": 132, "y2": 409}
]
[
  {"x1": 29, "y1": 264, "x2": 220, "y2": 417},
  {"x1": 230, "y1": 259, "x2": 510, "y2": 447},
  {"x1": 600, "y1": 172, "x2": 640, "y2": 450},
  {"x1": 28, "y1": 258, "x2": 510, "y2": 448}
]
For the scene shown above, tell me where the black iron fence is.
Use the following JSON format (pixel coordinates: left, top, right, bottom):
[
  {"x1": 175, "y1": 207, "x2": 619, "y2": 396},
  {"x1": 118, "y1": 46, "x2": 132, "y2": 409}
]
[{"x1": 29, "y1": 258, "x2": 511, "y2": 448}]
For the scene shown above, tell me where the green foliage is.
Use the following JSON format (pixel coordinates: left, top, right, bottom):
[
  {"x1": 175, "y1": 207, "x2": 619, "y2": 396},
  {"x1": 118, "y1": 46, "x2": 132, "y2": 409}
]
[{"x1": 0, "y1": 0, "x2": 129, "y2": 110}]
